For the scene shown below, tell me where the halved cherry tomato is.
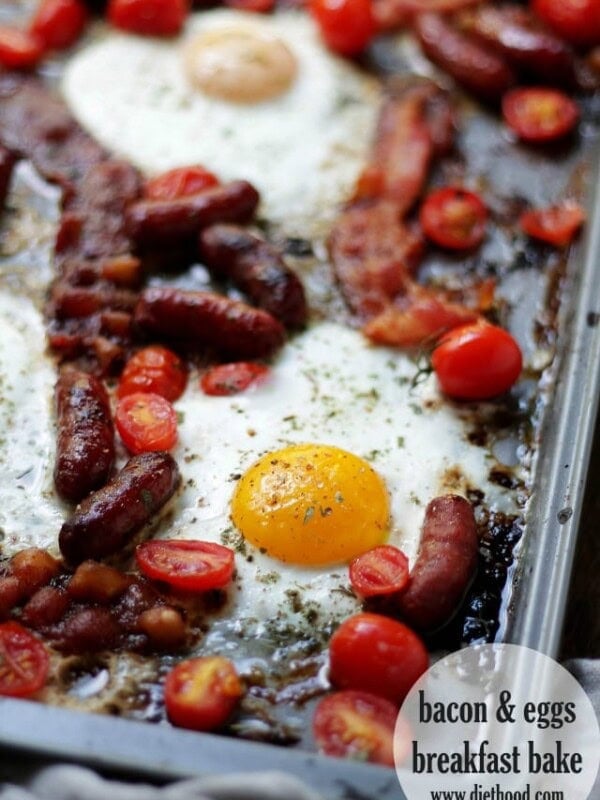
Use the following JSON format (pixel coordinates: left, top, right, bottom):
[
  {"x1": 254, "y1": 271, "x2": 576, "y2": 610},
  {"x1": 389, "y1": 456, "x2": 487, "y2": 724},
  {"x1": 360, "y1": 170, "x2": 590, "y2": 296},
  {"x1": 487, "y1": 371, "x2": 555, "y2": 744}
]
[
  {"x1": 115, "y1": 392, "x2": 178, "y2": 454},
  {"x1": 118, "y1": 346, "x2": 188, "y2": 402},
  {"x1": 349, "y1": 545, "x2": 409, "y2": 598},
  {"x1": 30, "y1": 0, "x2": 88, "y2": 51},
  {"x1": 419, "y1": 187, "x2": 488, "y2": 251},
  {"x1": 165, "y1": 656, "x2": 243, "y2": 731},
  {"x1": 313, "y1": 691, "x2": 397, "y2": 766},
  {"x1": 432, "y1": 321, "x2": 523, "y2": 400},
  {"x1": 0, "y1": 622, "x2": 50, "y2": 698},
  {"x1": 200, "y1": 362, "x2": 270, "y2": 396},
  {"x1": 329, "y1": 613, "x2": 429, "y2": 705},
  {"x1": 502, "y1": 88, "x2": 579, "y2": 143},
  {"x1": 144, "y1": 166, "x2": 219, "y2": 201},
  {"x1": 309, "y1": 0, "x2": 376, "y2": 56},
  {"x1": 224, "y1": 0, "x2": 275, "y2": 12},
  {"x1": 533, "y1": 0, "x2": 600, "y2": 49},
  {"x1": 107, "y1": 0, "x2": 188, "y2": 37},
  {"x1": 136, "y1": 540, "x2": 235, "y2": 592},
  {"x1": 0, "y1": 27, "x2": 44, "y2": 70},
  {"x1": 520, "y1": 201, "x2": 586, "y2": 247}
]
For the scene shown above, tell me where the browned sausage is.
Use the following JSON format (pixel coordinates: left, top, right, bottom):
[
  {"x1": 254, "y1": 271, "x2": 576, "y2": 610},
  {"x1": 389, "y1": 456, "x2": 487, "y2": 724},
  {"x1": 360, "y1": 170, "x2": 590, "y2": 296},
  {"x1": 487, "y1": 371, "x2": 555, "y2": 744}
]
[
  {"x1": 59, "y1": 451, "x2": 180, "y2": 564},
  {"x1": 415, "y1": 13, "x2": 517, "y2": 103},
  {"x1": 54, "y1": 368, "x2": 115, "y2": 503},
  {"x1": 134, "y1": 287, "x2": 286, "y2": 359},
  {"x1": 125, "y1": 180, "x2": 260, "y2": 248},
  {"x1": 199, "y1": 225, "x2": 308, "y2": 329},
  {"x1": 398, "y1": 494, "x2": 478, "y2": 631},
  {"x1": 0, "y1": 145, "x2": 16, "y2": 213}
]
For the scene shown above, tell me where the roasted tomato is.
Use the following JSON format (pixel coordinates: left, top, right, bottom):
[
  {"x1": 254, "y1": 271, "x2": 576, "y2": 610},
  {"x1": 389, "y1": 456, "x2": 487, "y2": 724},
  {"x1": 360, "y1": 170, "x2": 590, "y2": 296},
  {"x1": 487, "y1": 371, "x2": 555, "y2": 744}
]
[
  {"x1": 432, "y1": 321, "x2": 523, "y2": 400},
  {"x1": 30, "y1": 0, "x2": 88, "y2": 50},
  {"x1": 224, "y1": 0, "x2": 275, "y2": 12},
  {"x1": 136, "y1": 540, "x2": 235, "y2": 592},
  {"x1": 520, "y1": 201, "x2": 586, "y2": 247},
  {"x1": 165, "y1": 656, "x2": 243, "y2": 731},
  {"x1": 0, "y1": 27, "x2": 44, "y2": 69},
  {"x1": 532, "y1": 0, "x2": 600, "y2": 49},
  {"x1": 118, "y1": 346, "x2": 188, "y2": 402},
  {"x1": 313, "y1": 691, "x2": 397, "y2": 766},
  {"x1": 200, "y1": 362, "x2": 270, "y2": 396},
  {"x1": 419, "y1": 187, "x2": 488, "y2": 251},
  {"x1": 144, "y1": 166, "x2": 220, "y2": 201},
  {"x1": 0, "y1": 622, "x2": 50, "y2": 698},
  {"x1": 502, "y1": 88, "x2": 579, "y2": 143},
  {"x1": 309, "y1": 0, "x2": 376, "y2": 56},
  {"x1": 107, "y1": 0, "x2": 188, "y2": 37},
  {"x1": 349, "y1": 545, "x2": 409, "y2": 598},
  {"x1": 329, "y1": 613, "x2": 429, "y2": 705},
  {"x1": 115, "y1": 392, "x2": 178, "y2": 454}
]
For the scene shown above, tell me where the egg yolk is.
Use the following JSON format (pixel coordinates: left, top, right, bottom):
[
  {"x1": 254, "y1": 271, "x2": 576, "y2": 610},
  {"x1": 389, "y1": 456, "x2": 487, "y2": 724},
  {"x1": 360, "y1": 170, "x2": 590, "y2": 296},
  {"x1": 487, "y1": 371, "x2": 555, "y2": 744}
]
[
  {"x1": 183, "y1": 26, "x2": 297, "y2": 104},
  {"x1": 231, "y1": 444, "x2": 390, "y2": 566}
]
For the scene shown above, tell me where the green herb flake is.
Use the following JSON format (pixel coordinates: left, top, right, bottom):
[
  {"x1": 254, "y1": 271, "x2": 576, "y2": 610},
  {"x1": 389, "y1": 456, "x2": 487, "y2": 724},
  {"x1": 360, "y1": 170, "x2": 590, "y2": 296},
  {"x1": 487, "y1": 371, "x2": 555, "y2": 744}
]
[
  {"x1": 397, "y1": 436, "x2": 405, "y2": 448},
  {"x1": 140, "y1": 489, "x2": 154, "y2": 511},
  {"x1": 303, "y1": 506, "x2": 315, "y2": 525}
]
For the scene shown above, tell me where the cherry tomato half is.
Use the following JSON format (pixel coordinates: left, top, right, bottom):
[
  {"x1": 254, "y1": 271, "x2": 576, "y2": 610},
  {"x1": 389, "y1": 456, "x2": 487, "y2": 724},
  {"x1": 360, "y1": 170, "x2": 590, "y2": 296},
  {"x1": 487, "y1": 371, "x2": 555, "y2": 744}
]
[
  {"x1": 329, "y1": 613, "x2": 429, "y2": 705},
  {"x1": 0, "y1": 27, "x2": 44, "y2": 70},
  {"x1": 107, "y1": 0, "x2": 188, "y2": 37},
  {"x1": 165, "y1": 656, "x2": 243, "y2": 731},
  {"x1": 30, "y1": 0, "x2": 88, "y2": 51},
  {"x1": 309, "y1": 0, "x2": 376, "y2": 56},
  {"x1": 118, "y1": 346, "x2": 188, "y2": 402},
  {"x1": 419, "y1": 187, "x2": 488, "y2": 251},
  {"x1": 115, "y1": 392, "x2": 178, "y2": 454},
  {"x1": 313, "y1": 690, "x2": 397, "y2": 766},
  {"x1": 200, "y1": 362, "x2": 270, "y2": 396},
  {"x1": 136, "y1": 540, "x2": 235, "y2": 592},
  {"x1": 0, "y1": 622, "x2": 50, "y2": 698},
  {"x1": 349, "y1": 545, "x2": 409, "y2": 598},
  {"x1": 520, "y1": 201, "x2": 586, "y2": 247},
  {"x1": 144, "y1": 166, "x2": 219, "y2": 201},
  {"x1": 502, "y1": 88, "x2": 579, "y2": 143},
  {"x1": 533, "y1": 0, "x2": 600, "y2": 49},
  {"x1": 432, "y1": 321, "x2": 523, "y2": 400}
]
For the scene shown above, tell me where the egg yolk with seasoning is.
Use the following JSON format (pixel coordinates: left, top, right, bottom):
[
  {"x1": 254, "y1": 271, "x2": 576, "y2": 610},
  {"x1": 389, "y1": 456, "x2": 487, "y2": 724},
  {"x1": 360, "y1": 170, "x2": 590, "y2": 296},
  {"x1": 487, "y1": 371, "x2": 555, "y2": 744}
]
[{"x1": 231, "y1": 444, "x2": 390, "y2": 566}]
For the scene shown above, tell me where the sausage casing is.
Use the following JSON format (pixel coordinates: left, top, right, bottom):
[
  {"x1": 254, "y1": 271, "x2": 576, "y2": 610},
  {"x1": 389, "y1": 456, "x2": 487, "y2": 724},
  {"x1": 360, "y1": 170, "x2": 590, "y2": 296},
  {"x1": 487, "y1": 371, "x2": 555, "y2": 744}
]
[
  {"x1": 399, "y1": 494, "x2": 478, "y2": 630},
  {"x1": 59, "y1": 451, "x2": 180, "y2": 564},
  {"x1": 54, "y1": 368, "x2": 115, "y2": 503}
]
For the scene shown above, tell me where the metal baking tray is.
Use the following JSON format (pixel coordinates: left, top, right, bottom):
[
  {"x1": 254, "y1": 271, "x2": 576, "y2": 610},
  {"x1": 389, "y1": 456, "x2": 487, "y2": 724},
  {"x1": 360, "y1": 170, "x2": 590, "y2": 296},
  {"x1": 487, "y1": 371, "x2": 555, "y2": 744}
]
[{"x1": 1, "y1": 11, "x2": 600, "y2": 800}]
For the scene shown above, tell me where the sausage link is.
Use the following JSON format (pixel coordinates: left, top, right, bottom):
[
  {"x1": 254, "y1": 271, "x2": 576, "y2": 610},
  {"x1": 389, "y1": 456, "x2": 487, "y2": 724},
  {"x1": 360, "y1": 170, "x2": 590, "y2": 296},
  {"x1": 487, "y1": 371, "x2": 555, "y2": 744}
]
[
  {"x1": 54, "y1": 368, "x2": 115, "y2": 503},
  {"x1": 199, "y1": 225, "x2": 307, "y2": 329},
  {"x1": 0, "y1": 144, "x2": 16, "y2": 213},
  {"x1": 126, "y1": 181, "x2": 260, "y2": 248},
  {"x1": 398, "y1": 494, "x2": 478, "y2": 631},
  {"x1": 415, "y1": 13, "x2": 517, "y2": 103},
  {"x1": 59, "y1": 452, "x2": 180, "y2": 564},
  {"x1": 134, "y1": 287, "x2": 286, "y2": 359}
]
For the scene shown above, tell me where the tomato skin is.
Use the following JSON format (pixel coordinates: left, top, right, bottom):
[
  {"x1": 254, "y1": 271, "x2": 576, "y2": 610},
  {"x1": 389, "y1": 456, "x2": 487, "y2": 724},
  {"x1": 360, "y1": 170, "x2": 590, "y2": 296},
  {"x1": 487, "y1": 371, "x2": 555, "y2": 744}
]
[
  {"x1": 329, "y1": 613, "x2": 429, "y2": 705},
  {"x1": 107, "y1": 0, "x2": 188, "y2": 37},
  {"x1": 533, "y1": 0, "x2": 600, "y2": 49},
  {"x1": 224, "y1": 0, "x2": 275, "y2": 12},
  {"x1": 309, "y1": 0, "x2": 376, "y2": 56},
  {"x1": 0, "y1": 622, "x2": 50, "y2": 698},
  {"x1": 144, "y1": 166, "x2": 219, "y2": 201},
  {"x1": 432, "y1": 321, "x2": 523, "y2": 400},
  {"x1": 419, "y1": 187, "x2": 488, "y2": 251},
  {"x1": 0, "y1": 27, "x2": 45, "y2": 70},
  {"x1": 115, "y1": 392, "x2": 178, "y2": 454},
  {"x1": 502, "y1": 88, "x2": 579, "y2": 143},
  {"x1": 520, "y1": 201, "x2": 586, "y2": 247},
  {"x1": 200, "y1": 362, "x2": 270, "y2": 396},
  {"x1": 118, "y1": 346, "x2": 188, "y2": 402},
  {"x1": 136, "y1": 540, "x2": 235, "y2": 592},
  {"x1": 165, "y1": 656, "x2": 243, "y2": 731},
  {"x1": 313, "y1": 690, "x2": 397, "y2": 766},
  {"x1": 349, "y1": 545, "x2": 409, "y2": 598},
  {"x1": 30, "y1": 0, "x2": 88, "y2": 50}
]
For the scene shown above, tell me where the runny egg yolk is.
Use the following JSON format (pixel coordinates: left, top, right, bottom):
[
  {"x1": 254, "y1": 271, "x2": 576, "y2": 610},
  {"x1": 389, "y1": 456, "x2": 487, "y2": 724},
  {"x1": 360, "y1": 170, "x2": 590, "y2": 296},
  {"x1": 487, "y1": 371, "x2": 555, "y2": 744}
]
[
  {"x1": 231, "y1": 444, "x2": 390, "y2": 566},
  {"x1": 183, "y1": 25, "x2": 298, "y2": 104}
]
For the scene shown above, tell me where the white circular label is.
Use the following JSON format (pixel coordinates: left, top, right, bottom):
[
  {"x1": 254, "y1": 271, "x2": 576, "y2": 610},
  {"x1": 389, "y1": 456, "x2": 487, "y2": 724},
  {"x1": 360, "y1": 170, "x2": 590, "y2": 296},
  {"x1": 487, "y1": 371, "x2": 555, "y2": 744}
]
[{"x1": 395, "y1": 644, "x2": 600, "y2": 800}]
